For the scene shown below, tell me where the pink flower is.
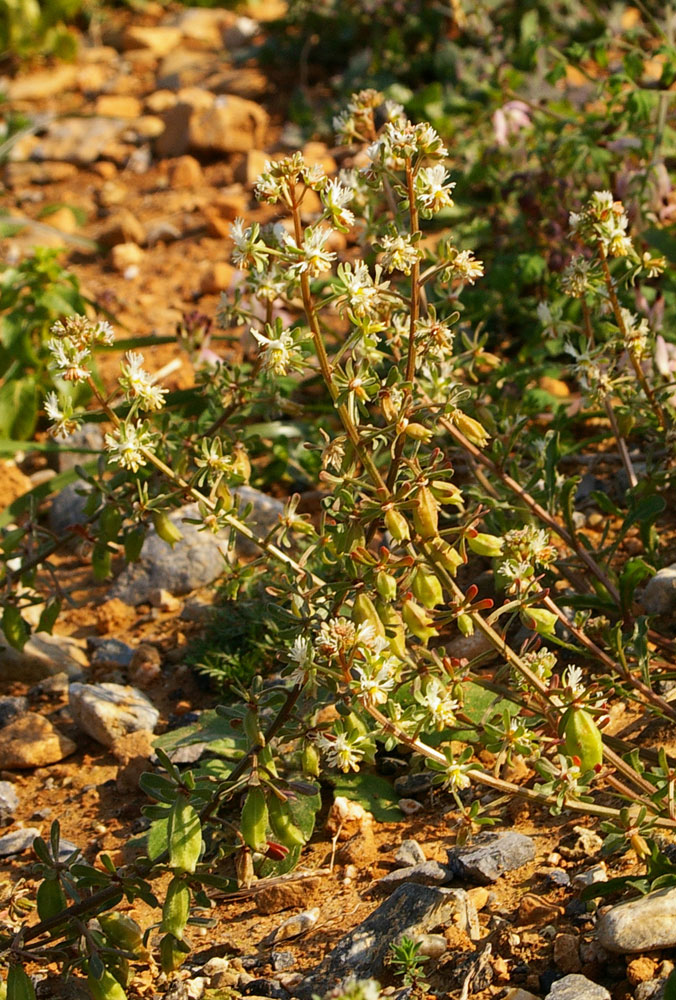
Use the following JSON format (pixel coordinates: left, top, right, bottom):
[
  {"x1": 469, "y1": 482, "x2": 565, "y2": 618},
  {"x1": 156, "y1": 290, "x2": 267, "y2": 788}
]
[{"x1": 492, "y1": 100, "x2": 532, "y2": 148}]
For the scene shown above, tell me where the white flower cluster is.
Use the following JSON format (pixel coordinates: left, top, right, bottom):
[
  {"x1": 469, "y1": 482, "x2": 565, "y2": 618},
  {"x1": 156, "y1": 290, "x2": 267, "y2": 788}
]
[
  {"x1": 48, "y1": 315, "x2": 114, "y2": 384},
  {"x1": 315, "y1": 729, "x2": 368, "y2": 772},
  {"x1": 104, "y1": 421, "x2": 158, "y2": 474},
  {"x1": 619, "y1": 308, "x2": 651, "y2": 359},
  {"x1": 569, "y1": 190, "x2": 634, "y2": 258},
  {"x1": 119, "y1": 351, "x2": 167, "y2": 412}
]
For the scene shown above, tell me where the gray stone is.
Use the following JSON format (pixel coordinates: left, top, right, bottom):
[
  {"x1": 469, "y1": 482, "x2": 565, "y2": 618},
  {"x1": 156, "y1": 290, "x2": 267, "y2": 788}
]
[
  {"x1": 376, "y1": 861, "x2": 450, "y2": 892},
  {"x1": 597, "y1": 886, "x2": 676, "y2": 953},
  {"x1": 48, "y1": 481, "x2": 93, "y2": 537},
  {"x1": 636, "y1": 980, "x2": 668, "y2": 1000},
  {"x1": 0, "y1": 696, "x2": 27, "y2": 727},
  {"x1": 0, "y1": 781, "x2": 19, "y2": 822},
  {"x1": 69, "y1": 682, "x2": 159, "y2": 747},
  {"x1": 57, "y1": 423, "x2": 104, "y2": 473},
  {"x1": 640, "y1": 565, "x2": 676, "y2": 615},
  {"x1": 89, "y1": 639, "x2": 135, "y2": 669},
  {"x1": 31, "y1": 117, "x2": 127, "y2": 165},
  {"x1": 297, "y1": 883, "x2": 477, "y2": 997},
  {"x1": 571, "y1": 864, "x2": 607, "y2": 888},
  {"x1": 0, "y1": 633, "x2": 88, "y2": 682},
  {"x1": 545, "y1": 975, "x2": 609, "y2": 1000},
  {"x1": 446, "y1": 831, "x2": 535, "y2": 885},
  {"x1": 395, "y1": 839, "x2": 426, "y2": 868},
  {"x1": 109, "y1": 489, "x2": 285, "y2": 604},
  {"x1": 393, "y1": 772, "x2": 433, "y2": 798},
  {"x1": 0, "y1": 827, "x2": 40, "y2": 856},
  {"x1": 271, "y1": 952, "x2": 295, "y2": 972},
  {"x1": 57, "y1": 838, "x2": 81, "y2": 862}
]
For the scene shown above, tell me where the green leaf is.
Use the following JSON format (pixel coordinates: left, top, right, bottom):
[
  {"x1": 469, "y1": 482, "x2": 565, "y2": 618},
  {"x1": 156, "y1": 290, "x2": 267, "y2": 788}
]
[
  {"x1": 664, "y1": 968, "x2": 676, "y2": 1000},
  {"x1": 331, "y1": 772, "x2": 402, "y2": 821}
]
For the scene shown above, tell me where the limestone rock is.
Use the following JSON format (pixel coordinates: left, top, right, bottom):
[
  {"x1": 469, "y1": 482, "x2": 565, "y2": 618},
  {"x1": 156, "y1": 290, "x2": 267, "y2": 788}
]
[
  {"x1": 0, "y1": 633, "x2": 88, "y2": 682},
  {"x1": 297, "y1": 883, "x2": 478, "y2": 996},
  {"x1": 8, "y1": 65, "x2": 79, "y2": 101},
  {"x1": 69, "y1": 682, "x2": 159, "y2": 747},
  {"x1": 545, "y1": 974, "x2": 609, "y2": 1000},
  {"x1": 640, "y1": 566, "x2": 676, "y2": 615},
  {"x1": 446, "y1": 831, "x2": 535, "y2": 884},
  {"x1": 255, "y1": 877, "x2": 322, "y2": 916},
  {"x1": 188, "y1": 95, "x2": 268, "y2": 154},
  {"x1": 0, "y1": 827, "x2": 41, "y2": 856},
  {"x1": 0, "y1": 713, "x2": 77, "y2": 768},
  {"x1": 0, "y1": 781, "x2": 19, "y2": 822},
  {"x1": 597, "y1": 887, "x2": 676, "y2": 953},
  {"x1": 122, "y1": 25, "x2": 182, "y2": 57}
]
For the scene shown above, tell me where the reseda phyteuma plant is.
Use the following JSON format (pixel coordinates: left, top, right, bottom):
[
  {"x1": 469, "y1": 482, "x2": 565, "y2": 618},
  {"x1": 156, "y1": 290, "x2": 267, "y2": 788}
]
[{"x1": 5, "y1": 91, "x2": 676, "y2": 999}]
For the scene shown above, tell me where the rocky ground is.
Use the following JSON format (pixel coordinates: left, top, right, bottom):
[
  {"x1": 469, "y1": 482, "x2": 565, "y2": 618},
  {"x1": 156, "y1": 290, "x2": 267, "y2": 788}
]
[{"x1": 4, "y1": 5, "x2": 676, "y2": 1000}]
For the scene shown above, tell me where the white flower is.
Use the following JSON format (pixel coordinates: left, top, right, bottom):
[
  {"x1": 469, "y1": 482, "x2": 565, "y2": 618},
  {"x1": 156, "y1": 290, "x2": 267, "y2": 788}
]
[
  {"x1": 119, "y1": 351, "x2": 167, "y2": 411},
  {"x1": 334, "y1": 262, "x2": 389, "y2": 319},
  {"x1": 104, "y1": 422, "x2": 156, "y2": 473},
  {"x1": 453, "y1": 250, "x2": 484, "y2": 284},
  {"x1": 250, "y1": 324, "x2": 299, "y2": 376},
  {"x1": 316, "y1": 731, "x2": 365, "y2": 772},
  {"x1": 415, "y1": 165, "x2": 455, "y2": 216},
  {"x1": 421, "y1": 678, "x2": 459, "y2": 728},
  {"x1": 354, "y1": 661, "x2": 396, "y2": 706},
  {"x1": 48, "y1": 338, "x2": 91, "y2": 383},
  {"x1": 444, "y1": 759, "x2": 471, "y2": 791},
  {"x1": 230, "y1": 218, "x2": 270, "y2": 270},
  {"x1": 287, "y1": 226, "x2": 337, "y2": 278},
  {"x1": 378, "y1": 233, "x2": 423, "y2": 275},
  {"x1": 322, "y1": 179, "x2": 355, "y2": 230},
  {"x1": 44, "y1": 392, "x2": 81, "y2": 440},
  {"x1": 564, "y1": 665, "x2": 586, "y2": 699}
]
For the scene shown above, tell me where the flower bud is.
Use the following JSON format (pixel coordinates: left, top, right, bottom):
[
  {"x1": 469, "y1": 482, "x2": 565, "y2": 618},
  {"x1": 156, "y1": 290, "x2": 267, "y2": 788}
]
[
  {"x1": 153, "y1": 511, "x2": 183, "y2": 548},
  {"x1": 452, "y1": 410, "x2": 490, "y2": 448},
  {"x1": 384, "y1": 507, "x2": 410, "y2": 542},
  {"x1": 352, "y1": 593, "x2": 386, "y2": 638},
  {"x1": 381, "y1": 390, "x2": 399, "y2": 423},
  {"x1": 402, "y1": 597, "x2": 438, "y2": 644},
  {"x1": 467, "y1": 532, "x2": 503, "y2": 558},
  {"x1": 411, "y1": 566, "x2": 444, "y2": 609},
  {"x1": 412, "y1": 486, "x2": 439, "y2": 539}
]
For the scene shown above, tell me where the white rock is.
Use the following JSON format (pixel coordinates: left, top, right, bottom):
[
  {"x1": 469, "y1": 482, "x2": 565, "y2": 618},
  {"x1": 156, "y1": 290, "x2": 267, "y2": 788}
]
[
  {"x1": 597, "y1": 887, "x2": 676, "y2": 954},
  {"x1": 640, "y1": 565, "x2": 676, "y2": 615},
  {"x1": 69, "y1": 682, "x2": 159, "y2": 747},
  {"x1": 546, "y1": 974, "x2": 609, "y2": 999}
]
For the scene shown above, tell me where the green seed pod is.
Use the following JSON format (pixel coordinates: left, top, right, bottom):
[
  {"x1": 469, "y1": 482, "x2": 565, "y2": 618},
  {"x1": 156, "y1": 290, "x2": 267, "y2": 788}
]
[
  {"x1": 301, "y1": 741, "x2": 320, "y2": 778},
  {"x1": 86, "y1": 966, "x2": 128, "y2": 1000},
  {"x1": 2, "y1": 605, "x2": 28, "y2": 652},
  {"x1": 411, "y1": 566, "x2": 444, "y2": 609},
  {"x1": 520, "y1": 606, "x2": 558, "y2": 636},
  {"x1": 428, "y1": 537, "x2": 463, "y2": 576},
  {"x1": 403, "y1": 422, "x2": 433, "y2": 442},
  {"x1": 402, "y1": 598, "x2": 437, "y2": 644},
  {"x1": 152, "y1": 511, "x2": 183, "y2": 548},
  {"x1": 232, "y1": 444, "x2": 251, "y2": 482},
  {"x1": 167, "y1": 796, "x2": 202, "y2": 874},
  {"x1": 562, "y1": 708, "x2": 603, "y2": 772},
  {"x1": 429, "y1": 481, "x2": 464, "y2": 506},
  {"x1": 457, "y1": 612, "x2": 474, "y2": 637},
  {"x1": 105, "y1": 956, "x2": 131, "y2": 990},
  {"x1": 124, "y1": 527, "x2": 145, "y2": 563},
  {"x1": 376, "y1": 601, "x2": 407, "y2": 660},
  {"x1": 467, "y1": 533, "x2": 503, "y2": 558},
  {"x1": 240, "y1": 785, "x2": 268, "y2": 852},
  {"x1": 375, "y1": 569, "x2": 397, "y2": 603},
  {"x1": 99, "y1": 507, "x2": 123, "y2": 542},
  {"x1": 452, "y1": 410, "x2": 490, "y2": 448},
  {"x1": 384, "y1": 507, "x2": 410, "y2": 542},
  {"x1": 352, "y1": 593, "x2": 386, "y2": 638},
  {"x1": 267, "y1": 794, "x2": 306, "y2": 849},
  {"x1": 412, "y1": 487, "x2": 439, "y2": 539},
  {"x1": 159, "y1": 933, "x2": 189, "y2": 975},
  {"x1": 98, "y1": 913, "x2": 144, "y2": 957},
  {"x1": 161, "y1": 877, "x2": 191, "y2": 940},
  {"x1": 216, "y1": 482, "x2": 234, "y2": 511},
  {"x1": 7, "y1": 966, "x2": 36, "y2": 1000},
  {"x1": 36, "y1": 879, "x2": 66, "y2": 922}
]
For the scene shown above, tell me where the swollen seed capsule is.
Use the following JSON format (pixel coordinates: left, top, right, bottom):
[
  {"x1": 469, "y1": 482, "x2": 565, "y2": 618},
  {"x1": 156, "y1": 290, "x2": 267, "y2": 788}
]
[
  {"x1": 376, "y1": 601, "x2": 407, "y2": 660},
  {"x1": 411, "y1": 566, "x2": 444, "y2": 609},
  {"x1": 152, "y1": 511, "x2": 183, "y2": 548},
  {"x1": 267, "y1": 794, "x2": 306, "y2": 849},
  {"x1": 402, "y1": 598, "x2": 438, "y2": 644},
  {"x1": 240, "y1": 786, "x2": 268, "y2": 852},
  {"x1": 428, "y1": 537, "x2": 463, "y2": 576},
  {"x1": 452, "y1": 410, "x2": 490, "y2": 448},
  {"x1": 467, "y1": 533, "x2": 503, "y2": 558},
  {"x1": 376, "y1": 569, "x2": 397, "y2": 603},
  {"x1": 86, "y1": 966, "x2": 128, "y2": 1000},
  {"x1": 457, "y1": 612, "x2": 474, "y2": 637},
  {"x1": 412, "y1": 487, "x2": 439, "y2": 539},
  {"x1": 430, "y1": 481, "x2": 464, "y2": 506},
  {"x1": 404, "y1": 422, "x2": 433, "y2": 442},
  {"x1": 562, "y1": 708, "x2": 603, "y2": 772},
  {"x1": 99, "y1": 913, "x2": 145, "y2": 957},
  {"x1": 520, "y1": 606, "x2": 558, "y2": 636},
  {"x1": 352, "y1": 593, "x2": 386, "y2": 638},
  {"x1": 301, "y1": 741, "x2": 320, "y2": 778},
  {"x1": 384, "y1": 507, "x2": 410, "y2": 542}
]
